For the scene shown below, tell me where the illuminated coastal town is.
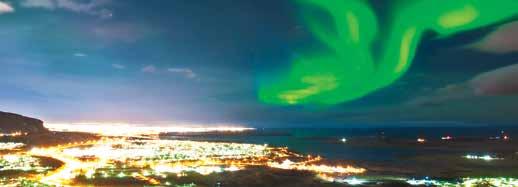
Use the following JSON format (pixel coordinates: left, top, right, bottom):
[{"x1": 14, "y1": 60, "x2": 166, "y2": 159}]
[
  {"x1": 0, "y1": 123, "x2": 517, "y2": 186},
  {"x1": 0, "y1": 125, "x2": 368, "y2": 186}
]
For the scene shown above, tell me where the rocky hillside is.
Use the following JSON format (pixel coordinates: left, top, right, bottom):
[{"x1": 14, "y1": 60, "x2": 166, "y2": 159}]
[{"x1": 0, "y1": 111, "x2": 48, "y2": 134}]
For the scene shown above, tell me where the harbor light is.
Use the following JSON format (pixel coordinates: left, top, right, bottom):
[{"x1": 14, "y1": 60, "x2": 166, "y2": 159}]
[
  {"x1": 441, "y1": 136, "x2": 453, "y2": 140},
  {"x1": 464, "y1": 154, "x2": 502, "y2": 161}
]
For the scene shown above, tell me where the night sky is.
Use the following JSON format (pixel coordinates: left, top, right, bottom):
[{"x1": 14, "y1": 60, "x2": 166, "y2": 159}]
[{"x1": 1, "y1": 0, "x2": 517, "y2": 126}]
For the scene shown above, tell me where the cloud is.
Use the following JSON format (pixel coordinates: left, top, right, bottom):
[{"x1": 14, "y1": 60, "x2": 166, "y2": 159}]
[
  {"x1": 471, "y1": 21, "x2": 518, "y2": 53},
  {"x1": 406, "y1": 63, "x2": 518, "y2": 107},
  {"x1": 470, "y1": 63, "x2": 518, "y2": 96},
  {"x1": 346, "y1": 96, "x2": 518, "y2": 124},
  {"x1": 91, "y1": 23, "x2": 148, "y2": 43},
  {"x1": 73, "y1": 52, "x2": 87, "y2": 57},
  {"x1": 167, "y1": 68, "x2": 197, "y2": 79},
  {"x1": 333, "y1": 65, "x2": 518, "y2": 124},
  {"x1": 20, "y1": 0, "x2": 113, "y2": 18},
  {"x1": 406, "y1": 83, "x2": 473, "y2": 107},
  {"x1": 20, "y1": 0, "x2": 54, "y2": 9},
  {"x1": 141, "y1": 65, "x2": 156, "y2": 73},
  {"x1": 111, "y1": 64, "x2": 125, "y2": 70},
  {"x1": 0, "y1": 1, "x2": 14, "y2": 14}
]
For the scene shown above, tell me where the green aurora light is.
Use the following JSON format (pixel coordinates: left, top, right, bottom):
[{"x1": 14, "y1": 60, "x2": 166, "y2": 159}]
[{"x1": 259, "y1": 0, "x2": 518, "y2": 105}]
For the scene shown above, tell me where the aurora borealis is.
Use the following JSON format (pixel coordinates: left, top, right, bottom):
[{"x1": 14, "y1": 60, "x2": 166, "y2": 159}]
[
  {"x1": 260, "y1": 0, "x2": 518, "y2": 105},
  {"x1": 0, "y1": 0, "x2": 517, "y2": 125}
]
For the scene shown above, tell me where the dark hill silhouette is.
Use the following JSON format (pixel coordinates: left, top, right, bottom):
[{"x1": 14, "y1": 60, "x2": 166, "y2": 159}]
[
  {"x1": 0, "y1": 111, "x2": 98, "y2": 146},
  {"x1": 0, "y1": 111, "x2": 48, "y2": 134}
]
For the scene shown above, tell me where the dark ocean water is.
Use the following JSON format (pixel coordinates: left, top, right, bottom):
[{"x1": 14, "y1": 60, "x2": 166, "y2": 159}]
[{"x1": 165, "y1": 126, "x2": 518, "y2": 162}]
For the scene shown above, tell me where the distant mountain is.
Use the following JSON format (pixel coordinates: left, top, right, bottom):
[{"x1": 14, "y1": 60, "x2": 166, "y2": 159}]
[{"x1": 0, "y1": 111, "x2": 48, "y2": 134}]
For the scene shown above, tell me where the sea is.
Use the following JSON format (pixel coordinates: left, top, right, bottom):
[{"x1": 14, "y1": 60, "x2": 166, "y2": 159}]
[{"x1": 163, "y1": 126, "x2": 518, "y2": 162}]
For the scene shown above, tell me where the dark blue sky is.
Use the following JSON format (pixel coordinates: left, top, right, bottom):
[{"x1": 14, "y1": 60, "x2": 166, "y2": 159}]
[{"x1": 1, "y1": 0, "x2": 517, "y2": 126}]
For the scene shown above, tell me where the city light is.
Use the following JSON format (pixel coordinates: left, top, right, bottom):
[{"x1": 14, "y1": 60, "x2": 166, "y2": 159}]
[
  {"x1": 336, "y1": 177, "x2": 367, "y2": 185},
  {"x1": 268, "y1": 159, "x2": 365, "y2": 174},
  {"x1": 45, "y1": 123, "x2": 254, "y2": 136},
  {"x1": 406, "y1": 178, "x2": 439, "y2": 186},
  {"x1": 0, "y1": 142, "x2": 25, "y2": 150},
  {"x1": 0, "y1": 137, "x2": 367, "y2": 186},
  {"x1": 406, "y1": 177, "x2": 518, "y2": 186},
  {"x1": 0, "y1": 154, "x2": 49, "y2": 172},
  {"x1": 0, "y1": 131, "x2": 27, "y2": 137},
  {"x1": 2, "y1": 135, "x2": 518, "y2": 186},
  {"x1": 464, "y1": 154, "x2": 503, "y2": 161},
  {"x1": 441, "y1": 136, "x2": 453, "y2": 140}
]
